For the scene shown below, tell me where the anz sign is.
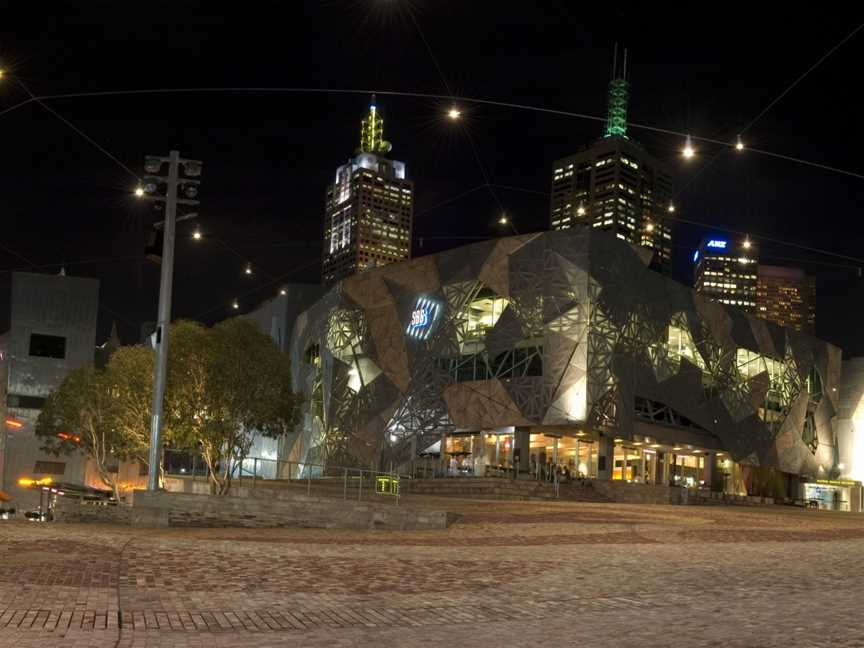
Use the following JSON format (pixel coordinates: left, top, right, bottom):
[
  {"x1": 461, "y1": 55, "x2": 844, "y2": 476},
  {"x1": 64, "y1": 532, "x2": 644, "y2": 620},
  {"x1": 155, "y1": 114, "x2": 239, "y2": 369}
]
[
  {"x1": 406, "y1": 297, "x2": 441, "y2": 340},
  {"x1": 705, "y1": 239, "x2": 728, "y2": 250}
]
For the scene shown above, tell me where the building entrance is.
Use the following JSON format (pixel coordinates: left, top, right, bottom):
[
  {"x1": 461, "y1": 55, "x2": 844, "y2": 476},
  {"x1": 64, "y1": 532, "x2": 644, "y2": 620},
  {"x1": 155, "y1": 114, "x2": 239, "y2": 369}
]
[
  {"x1": 444, "y1": 430, "x2": 514, "y2": 476},
  {"x1": 528, "y1": 433, "x2": 596, "y2": 479}
]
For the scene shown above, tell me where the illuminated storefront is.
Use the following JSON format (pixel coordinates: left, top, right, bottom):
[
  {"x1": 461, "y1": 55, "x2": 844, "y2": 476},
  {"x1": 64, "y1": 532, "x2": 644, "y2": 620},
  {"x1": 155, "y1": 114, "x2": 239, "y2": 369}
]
[{"x1": 803, "y1": 480, "x2": 862, "y2": 512}]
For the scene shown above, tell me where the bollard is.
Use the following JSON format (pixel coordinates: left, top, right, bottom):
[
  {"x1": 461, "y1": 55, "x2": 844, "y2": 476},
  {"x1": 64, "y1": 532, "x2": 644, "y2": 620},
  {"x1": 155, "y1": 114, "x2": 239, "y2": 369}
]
[
  {"x1": 343, "y1": 468, "x2": 347, "y2": 500},
  {"x1": 307, "y1": 469, "x2": 311, "y2": 496}
]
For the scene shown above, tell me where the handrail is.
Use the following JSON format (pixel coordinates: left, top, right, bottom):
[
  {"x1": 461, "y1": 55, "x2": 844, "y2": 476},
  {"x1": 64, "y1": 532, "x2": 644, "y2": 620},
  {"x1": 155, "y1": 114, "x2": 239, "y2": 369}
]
[{"x1": 161, "y1": 449, "x2": 408, "y2": 505}]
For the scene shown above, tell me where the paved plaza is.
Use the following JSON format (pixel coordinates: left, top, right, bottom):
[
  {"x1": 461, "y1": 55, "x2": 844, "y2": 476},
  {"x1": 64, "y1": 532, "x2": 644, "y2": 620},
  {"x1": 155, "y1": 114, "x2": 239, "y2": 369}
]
[{"x1": 1, "y1": 499, "x2": 863, "y2": 647}]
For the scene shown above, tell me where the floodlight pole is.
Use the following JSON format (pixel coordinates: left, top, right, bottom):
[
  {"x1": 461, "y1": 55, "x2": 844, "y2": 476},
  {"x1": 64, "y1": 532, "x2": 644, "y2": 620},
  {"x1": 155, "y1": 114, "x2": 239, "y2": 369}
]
[{"x1": 146, "y1": 150, "x2": 180, "y2": 491}]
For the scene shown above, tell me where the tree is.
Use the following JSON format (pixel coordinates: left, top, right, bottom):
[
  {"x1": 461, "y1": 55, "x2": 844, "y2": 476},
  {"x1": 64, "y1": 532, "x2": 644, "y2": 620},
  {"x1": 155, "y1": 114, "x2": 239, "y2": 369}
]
[
  {"x1": 168, "y1": 319, "x2": 302, "y2": 495},
  {"x1": 36, "y1": 367, "x2": 130, "y2": 501},
  {"x1": 37, "y1": 318, "x2": 301, "y2": 499},
  {"x1": 106, "y1": 345, "x2": 158, "y2": 475}
]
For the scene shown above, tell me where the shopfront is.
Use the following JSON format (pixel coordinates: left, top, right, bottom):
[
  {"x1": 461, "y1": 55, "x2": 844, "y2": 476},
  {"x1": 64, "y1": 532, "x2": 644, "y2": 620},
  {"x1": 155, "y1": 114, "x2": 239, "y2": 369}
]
[
  {"x1": 803, "y1": 479, "x2": 863, "y2": 512},
  {"x1": 528, "y1": 433, "x2": 596, "y2": 478},
  {"x1": 444, "y1": 428, "x2": 599, "y2": 478},
  {"x1": 612, "y1": 441, "x2": 708, "y2": 486},
  {"x1": 445, "y1": 429, "x2": 514, "y2": 476},
  {"x1": 441, "y1": 427, "x2": 754, "y2": 495}
]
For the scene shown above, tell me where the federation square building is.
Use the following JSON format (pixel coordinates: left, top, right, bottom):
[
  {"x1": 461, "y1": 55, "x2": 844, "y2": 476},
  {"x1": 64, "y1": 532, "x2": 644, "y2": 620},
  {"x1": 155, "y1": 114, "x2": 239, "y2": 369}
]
[{"x1": 282, "y1": 228, "x2": 861, "y2": 511}]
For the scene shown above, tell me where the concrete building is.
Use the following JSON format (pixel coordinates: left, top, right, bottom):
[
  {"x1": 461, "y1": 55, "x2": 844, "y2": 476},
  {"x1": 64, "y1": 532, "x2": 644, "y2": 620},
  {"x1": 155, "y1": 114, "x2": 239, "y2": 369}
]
[
  {"x1": 284, "y1": 228, "x2": 855, "y2": 507},
  {"x1": 0, "y1": 271, "x2": 99, "y2": 508},
  {"x1": 321, "y1": 95, "x2": 414, "y2": 285},
  {"x1": 757, "y1": 265, "x2": 816, "y2": 334},
  {"x1": 550, "y1": 50, "x2": 673, "y2": 273},
  {"x1": 694, "y1": 235, "x2": 758, "y2": 311},
  {"x1": 239, "y1": 283, "x2": 323, "y2": 475}
]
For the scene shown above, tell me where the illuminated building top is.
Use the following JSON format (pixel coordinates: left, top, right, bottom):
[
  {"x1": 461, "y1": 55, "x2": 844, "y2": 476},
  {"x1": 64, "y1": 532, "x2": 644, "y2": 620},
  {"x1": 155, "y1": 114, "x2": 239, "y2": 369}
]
[
  {"x1": 322, "y1": 96, "x2": 413, "y2": 286},
  {"x1": 359, "y1": 94, "x2": 392, "y2": 155},
  {"x1": 604, "y1": 45, "x2": 629, "y2": 139}
]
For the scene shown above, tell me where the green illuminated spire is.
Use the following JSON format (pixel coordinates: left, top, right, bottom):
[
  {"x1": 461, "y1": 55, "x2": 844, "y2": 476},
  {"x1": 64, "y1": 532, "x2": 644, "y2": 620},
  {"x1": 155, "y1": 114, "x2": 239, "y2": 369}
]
[
  {"x1": 604, "y1": 45, "x2": 629, "y2": 138},
  {"x1": 359, "y1": 94, "x2": 392, "y2": 154}
]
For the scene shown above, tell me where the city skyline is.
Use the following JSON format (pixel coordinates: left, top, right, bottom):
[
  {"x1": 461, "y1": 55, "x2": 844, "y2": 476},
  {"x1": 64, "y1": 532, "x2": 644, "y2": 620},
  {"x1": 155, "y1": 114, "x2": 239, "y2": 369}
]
[{"x1": 0, "y1": 4, "x2": 861, "y2": 355}]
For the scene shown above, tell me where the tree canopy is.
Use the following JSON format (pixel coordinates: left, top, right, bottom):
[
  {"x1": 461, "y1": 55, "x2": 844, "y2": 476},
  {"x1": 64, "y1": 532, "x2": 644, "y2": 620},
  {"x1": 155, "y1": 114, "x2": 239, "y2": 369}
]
[{"x1": 36, "y1": 318, "x2": 301, "y2": 498}]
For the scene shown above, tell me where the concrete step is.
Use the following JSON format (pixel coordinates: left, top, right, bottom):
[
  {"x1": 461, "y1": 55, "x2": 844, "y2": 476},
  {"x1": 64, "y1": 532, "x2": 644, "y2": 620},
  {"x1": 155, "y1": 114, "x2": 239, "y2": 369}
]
[
  {"x1": 556, "y1": 484, "x2": 612, "y2": 503},
  {"x1": 404, "y1": 478, "x2": 567, "y2": 501}
]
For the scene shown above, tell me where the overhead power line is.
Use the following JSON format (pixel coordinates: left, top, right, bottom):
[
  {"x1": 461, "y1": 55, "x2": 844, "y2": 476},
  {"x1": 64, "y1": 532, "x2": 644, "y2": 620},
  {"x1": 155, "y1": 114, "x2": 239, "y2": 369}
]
[
  {"x1": 677, "y1": 20, "x2": 864, "y2": 198},
  {"x1": 740, "y1": 21, "x2": 864, "y2": 135},
  {"x1": 25, "y1": 85, "x2": 864, "y2": 182},
  {"x1": 14, "y1": 79, "x2": 140, "y2": 181},
  {"x1": 407, "y1": 10, "x2": 504, "y2": 213}
]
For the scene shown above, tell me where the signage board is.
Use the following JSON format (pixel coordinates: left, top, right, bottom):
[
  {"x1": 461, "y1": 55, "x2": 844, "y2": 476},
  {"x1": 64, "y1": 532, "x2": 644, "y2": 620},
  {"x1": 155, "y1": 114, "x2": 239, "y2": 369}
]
[
  {"x1": 814, "y1": 479, "x2": 860, "y2": 488},
  {"x1": 375, "y1": 475, "x2": 399, "y2": 496},
  {"x1": 405, "y1": 297, "x2": 440, "y2": 340},
  {"x1": 706, "y1": 239, "x2": 728, "y2": 250}
]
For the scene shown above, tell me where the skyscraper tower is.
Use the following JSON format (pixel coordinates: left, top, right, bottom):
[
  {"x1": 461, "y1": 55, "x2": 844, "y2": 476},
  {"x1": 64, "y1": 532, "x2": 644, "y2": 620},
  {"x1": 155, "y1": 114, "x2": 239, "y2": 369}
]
[
  {"x1": 757, "y1": 265, "x2": 816, "y2": 333},
  {"x1": 322, "y1": 96, "x2": 414, "y2": 285},
  {"x1": 693, "y1": 235, "x2": 759, "y2": 312},
  {"x1": 550, "y1": 47, "x2": 673, "y2": 274}
]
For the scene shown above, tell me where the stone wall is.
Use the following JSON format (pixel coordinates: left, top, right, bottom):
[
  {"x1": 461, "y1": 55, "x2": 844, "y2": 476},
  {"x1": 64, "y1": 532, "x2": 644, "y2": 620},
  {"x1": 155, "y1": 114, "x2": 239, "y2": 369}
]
[
  {"x1": 54, "y1": 498, "x2": 132, "y2": 524},
  {"x1": 130, "y1": 490, "x2": 454, "y2": 530},
  {"x1": 590, "y1": 480, "x2": 683, "y2": 505}
]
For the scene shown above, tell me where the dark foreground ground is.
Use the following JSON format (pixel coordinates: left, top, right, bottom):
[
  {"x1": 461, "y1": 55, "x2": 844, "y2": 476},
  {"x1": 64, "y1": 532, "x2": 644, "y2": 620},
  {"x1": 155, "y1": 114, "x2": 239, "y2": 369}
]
[{"x1": 1, "y1": 498, "x2": 863, "y2": 647}]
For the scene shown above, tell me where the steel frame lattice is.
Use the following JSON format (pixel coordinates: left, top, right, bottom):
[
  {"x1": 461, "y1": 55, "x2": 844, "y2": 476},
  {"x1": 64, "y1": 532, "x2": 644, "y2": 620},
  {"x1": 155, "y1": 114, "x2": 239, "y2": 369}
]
[{"x1": 288, "y1": 229, "x2": 842, "y2": 478}]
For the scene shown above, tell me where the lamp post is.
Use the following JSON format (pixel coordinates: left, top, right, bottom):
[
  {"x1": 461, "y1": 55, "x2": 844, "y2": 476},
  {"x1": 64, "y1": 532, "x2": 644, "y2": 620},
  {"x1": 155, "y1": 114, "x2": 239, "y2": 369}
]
[{"x1": 138, "y1": 151, "x2": 202, "y2": 491}]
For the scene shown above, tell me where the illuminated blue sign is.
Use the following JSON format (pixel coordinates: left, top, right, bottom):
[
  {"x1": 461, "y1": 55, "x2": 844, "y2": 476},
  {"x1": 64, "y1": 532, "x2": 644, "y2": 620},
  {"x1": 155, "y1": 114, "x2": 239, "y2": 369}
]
[
  {"x1": 406, "y1": 297, "x2": 441, "y2": 340},
  {"x1": 692, "y1": 250, "x2": 699, "y2": 263},
  {"x1": 706, "y1": 239, "x2": 728, "y2": 250}
]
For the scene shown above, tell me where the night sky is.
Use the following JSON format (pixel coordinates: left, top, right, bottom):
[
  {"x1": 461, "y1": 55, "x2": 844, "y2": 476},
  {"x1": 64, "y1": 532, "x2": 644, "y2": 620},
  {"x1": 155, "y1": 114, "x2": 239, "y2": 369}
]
[{"x1": 1, "y1": 2, "x2": 863, "y2": 354}]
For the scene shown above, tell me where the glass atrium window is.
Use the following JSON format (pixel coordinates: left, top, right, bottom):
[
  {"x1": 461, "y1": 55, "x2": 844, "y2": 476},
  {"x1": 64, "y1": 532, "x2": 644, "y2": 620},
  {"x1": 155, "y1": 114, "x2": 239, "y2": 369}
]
[
  {"x1": 667, "y1": 324, "x2": 705, "y2": 370},
  {"x1": 462, "y1": 291, "x2": 508, "y2": 346}
]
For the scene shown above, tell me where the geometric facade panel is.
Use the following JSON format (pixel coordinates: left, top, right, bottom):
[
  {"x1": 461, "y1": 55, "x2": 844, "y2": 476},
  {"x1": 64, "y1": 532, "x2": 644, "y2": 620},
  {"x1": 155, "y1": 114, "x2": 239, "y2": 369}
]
[{"x1": 289, "y1": 228, "x2": 842, "y2": 478}]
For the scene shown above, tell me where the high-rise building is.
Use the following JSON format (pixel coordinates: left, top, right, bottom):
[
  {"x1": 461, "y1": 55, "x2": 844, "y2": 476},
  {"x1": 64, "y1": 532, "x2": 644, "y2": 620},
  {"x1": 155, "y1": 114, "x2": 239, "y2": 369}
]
[
  {"x1": 693, "y1": 235, "x2": 758, "y2": 311},
  {"x1": 322, "y1": 95, "x2": 414, "y2": 285},
  {"x1": 757, "y1": 265, "x2": 816, "y2": 334},
  {"x1": 550, "y1": 48, "x2": 673, "y2": 273}
]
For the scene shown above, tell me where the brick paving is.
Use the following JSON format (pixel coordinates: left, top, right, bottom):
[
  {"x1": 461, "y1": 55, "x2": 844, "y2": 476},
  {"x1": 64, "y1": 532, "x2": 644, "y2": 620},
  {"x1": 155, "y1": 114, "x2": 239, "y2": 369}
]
[{"x1": 1, "y1": 501, "x2": 863, "y2": 647}]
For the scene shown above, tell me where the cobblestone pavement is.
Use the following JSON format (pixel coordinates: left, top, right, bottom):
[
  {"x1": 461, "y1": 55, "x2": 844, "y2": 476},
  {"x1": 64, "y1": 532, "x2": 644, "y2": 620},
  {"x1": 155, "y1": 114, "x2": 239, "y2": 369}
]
[{"x1": 1, "y1": 499, "x2": 863, "y2": 647}]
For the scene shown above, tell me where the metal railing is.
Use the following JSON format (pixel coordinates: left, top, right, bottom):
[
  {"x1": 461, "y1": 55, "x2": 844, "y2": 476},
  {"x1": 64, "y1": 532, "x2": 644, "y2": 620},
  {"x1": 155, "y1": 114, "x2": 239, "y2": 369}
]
[{"x1": 162, "y1": 449, "x2": 409, "y2": 505}]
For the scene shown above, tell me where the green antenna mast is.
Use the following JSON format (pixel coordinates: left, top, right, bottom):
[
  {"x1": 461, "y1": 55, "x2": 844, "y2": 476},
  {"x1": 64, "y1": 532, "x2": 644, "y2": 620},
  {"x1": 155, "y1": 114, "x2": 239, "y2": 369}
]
[
  {"x1": 604, "y1": 44, "x2": 629, "y2": 138},
  {"x1": 359, "y1": 94, "x2": 392, "y2": 154}
]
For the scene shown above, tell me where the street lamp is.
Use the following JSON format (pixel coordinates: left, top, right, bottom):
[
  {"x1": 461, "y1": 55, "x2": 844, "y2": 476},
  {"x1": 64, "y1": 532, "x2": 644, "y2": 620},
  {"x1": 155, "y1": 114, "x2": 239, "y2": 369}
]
[
  {"x1": 447, "y1": 107, "x2": 461, "y2": 120},
  {"x1": 140, "y1": 151, "x2": 202, "y2": 492},
  {"x1": 735, "y1": 135, "x2": 745, "y2": 151},
  {"x1": 682, "y1": 135, "x2": 695, "y2": 159}
]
